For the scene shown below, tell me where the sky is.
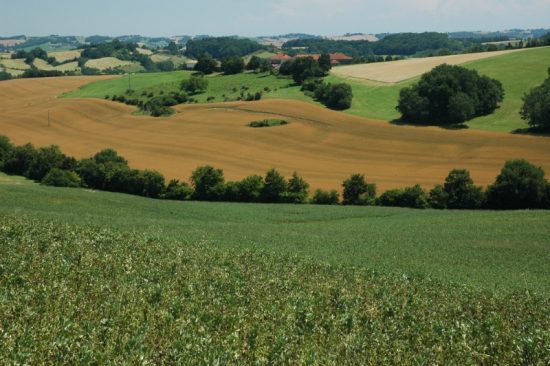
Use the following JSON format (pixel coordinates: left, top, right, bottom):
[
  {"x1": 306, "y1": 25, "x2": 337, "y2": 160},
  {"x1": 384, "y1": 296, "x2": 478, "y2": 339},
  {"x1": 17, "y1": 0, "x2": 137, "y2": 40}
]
[{"x1": 1, "y1": 0, "x2": 549, "y2": 37}]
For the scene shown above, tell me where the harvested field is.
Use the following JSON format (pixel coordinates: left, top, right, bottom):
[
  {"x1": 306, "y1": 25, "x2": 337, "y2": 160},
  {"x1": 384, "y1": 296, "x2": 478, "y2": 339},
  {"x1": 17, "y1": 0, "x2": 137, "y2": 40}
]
[
  {"x1": 85, "y1": 57, "x2": 140, "y2": 71},
  {"x1": 0, "y1": 58, "x2": 30, "y2": 71},
  {"x1": 48, "y1": 49, "x2": 82, "y2": 62},
  {"x1": 0, "y1": 52, "x2": 11, "y2": 59},
  {"x1": 33, "y1": 59, "x2": 80, "y2": 72},
  {"x1": 150, "y1": 54, "x2": 188, "y2": 67},
  {"x1": 1, "y1": 76, "x2": 549, "y2": 191},
  {"x1": 332, "y1": 49, "x2": 529, "y2": 83},
  {"x1": 136, "y1": 47, "x2": 153, "y2": 55}
]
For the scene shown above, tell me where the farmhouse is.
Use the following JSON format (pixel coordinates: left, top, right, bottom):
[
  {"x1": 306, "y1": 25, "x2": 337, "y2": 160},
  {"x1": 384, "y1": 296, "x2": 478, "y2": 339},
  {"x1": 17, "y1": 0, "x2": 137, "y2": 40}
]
[{"x1": 271, "y1": 53, "x2": 292, "y2": 65}]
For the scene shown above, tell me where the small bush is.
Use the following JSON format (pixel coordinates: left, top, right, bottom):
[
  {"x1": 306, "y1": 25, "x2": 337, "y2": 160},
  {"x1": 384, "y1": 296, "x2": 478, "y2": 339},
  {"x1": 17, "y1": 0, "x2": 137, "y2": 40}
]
[
  {"x1": 377, "y1": 185, "x2": 428, "y2": 209},
  {"x1": 249, "y1": 119, "x2": 288, "y2": 128},
  {"x1": 41, "y1": 168, "x2": 81, "y2": 188},
  {"x1": 312, "y1": 189, "x2": 340, "y2": 205}
]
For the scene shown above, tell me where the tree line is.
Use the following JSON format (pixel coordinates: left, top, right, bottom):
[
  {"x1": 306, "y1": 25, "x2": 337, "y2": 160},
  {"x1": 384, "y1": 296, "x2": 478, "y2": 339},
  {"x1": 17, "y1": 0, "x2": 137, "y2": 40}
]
[
  {"x1": 185, "y1": 37, "x2": 267, "y2": 59},
  {"x1": 1, "y1": 135, "x2": 548, "y2": 210}
]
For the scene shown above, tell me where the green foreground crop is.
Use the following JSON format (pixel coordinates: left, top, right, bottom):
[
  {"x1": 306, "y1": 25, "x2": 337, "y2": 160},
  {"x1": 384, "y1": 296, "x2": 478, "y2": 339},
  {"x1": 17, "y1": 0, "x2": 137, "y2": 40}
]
[{"x1": 1, "y1": 215, "x2": 549, "y2": 364}]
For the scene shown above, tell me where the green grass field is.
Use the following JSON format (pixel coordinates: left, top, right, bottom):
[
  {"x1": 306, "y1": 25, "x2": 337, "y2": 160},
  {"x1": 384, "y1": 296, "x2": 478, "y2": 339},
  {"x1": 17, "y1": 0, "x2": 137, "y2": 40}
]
[
  {"x1": 64, "y1": 70, "x2": 308, "y2": 104},
  {"x1": 1, "y1": 173, "x2": 549, "y2": 295},
  {"x1": 1, "y1": 173, "x2": 549, "y2": 363},
  {"x1": 329, "y1": 47, "x2": 550, "y2": 132}
]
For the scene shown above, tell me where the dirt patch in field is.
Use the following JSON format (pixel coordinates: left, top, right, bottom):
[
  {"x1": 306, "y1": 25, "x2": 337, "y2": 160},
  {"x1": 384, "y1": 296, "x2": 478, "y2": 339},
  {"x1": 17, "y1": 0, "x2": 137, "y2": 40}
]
[
  {"x1": 1, "y1": 76, "x2": 549, "y2": 192},
  {"x1": 332, "y1": 49, "x2": 529, "y2": 84}
]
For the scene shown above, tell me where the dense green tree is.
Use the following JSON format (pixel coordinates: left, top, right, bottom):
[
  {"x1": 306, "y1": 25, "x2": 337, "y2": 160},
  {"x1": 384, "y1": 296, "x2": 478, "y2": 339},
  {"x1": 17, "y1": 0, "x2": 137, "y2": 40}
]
[
  {"x1": 163, "y1": 179, "x2": 193, "y2": 200},
  {"x1": 41, "y1": 168, "x2": 81, "y2": 188},
  {"x1": 442, "y1": 169, "x2": 485, "y2": 209},
  {"x1": 377, "y1": 185, "x2": 428, "y2": 209},
  {"x1": 246, "y1": 56, "x2": 262, "y2": 70},
  {"x1": 0, "y1": 71, "x2": 12, "y2": 81},
  {"x1": 397, "y1": 64, "x2": 504, "y2": 125},
  {"x1": 284, "y1": 172, "x2": 310, "y2": 203},
  {"x1": 342, "y1": 174, "x2": 376, "y2": 205},
  {"x1": 427, "y1": 185, "x2": 448, "y2": 209},
  {"x1": 194, "y1": 53, "x2": 219, "y2": 75},
  {"x1": 181, "y1": 75, "x2": 208, "y2": 94},
  {"x1": 139, "y1": 170, "x2": 166, "y2": 198},
  {"x1": 0, "y1": 135, "x2": 13, "y2": 169},
  {"x1": 2, "y1": 143, "x2": 37, "y2": 176},
  {"x1": 77, "y1": 158, "x2": 106, "y2": 189},
  {"x1": 520, "y1": 69, "x2": 550, "y2": 130},
  {"x1": 487, "y1": 160, "x2": 548, "y2": 209},
  {"x1": 235, "y1": 175, "x2": 264, "y2": 202},
  {"x1": 25, "y1": 145, "x2": 76, "y2": 181},
  {"x1": 166, "y1": 41, "x2": 179, "y2": 55},
  {"x1": 191, "y1": 165, "x2": 225, "y2": 201},
  {"x1": 221, "y1": 56, "x2": 245, "y2": 75},
  {"x1": 93, "y1": 148, "x2": 128, "y2": 165},
  {"x1": 312, "y1": 189, "x2": 340, "y2": 205},
  {"x1": 185, "y1": 37, "x2": 265, "y2": 59},
  {"x1": 283, "y1": 57, "x2": 324, "y2": 84},
  {"x1": 261, "y1": 169, "x2": 287, "y2": 203},
  {"x1": 318, "y1": 53, "x2": 332, "y2": 73},
  {"x1": 322, "y1": 83, "x2": 353, "y2": 110}
]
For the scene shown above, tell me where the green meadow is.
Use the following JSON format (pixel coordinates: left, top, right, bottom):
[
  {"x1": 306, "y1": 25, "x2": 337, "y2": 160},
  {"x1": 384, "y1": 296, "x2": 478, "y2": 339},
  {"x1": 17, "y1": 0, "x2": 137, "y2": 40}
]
[{"x1": 1, "y1": 173, "x2": 549, "y2": 363}]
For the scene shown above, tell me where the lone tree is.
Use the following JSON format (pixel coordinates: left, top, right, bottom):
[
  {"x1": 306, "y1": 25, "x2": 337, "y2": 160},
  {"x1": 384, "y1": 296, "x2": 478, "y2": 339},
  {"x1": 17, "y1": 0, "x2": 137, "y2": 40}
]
[
  {"x1": 520, "y1": 68, "x2": 550, "y2": 131},
  {"x1": 221, "y1": 56, "x2": 245, "y2": 75},
  {"x1": 396, "y1": 64, "x2": 504, "y2": 125}
]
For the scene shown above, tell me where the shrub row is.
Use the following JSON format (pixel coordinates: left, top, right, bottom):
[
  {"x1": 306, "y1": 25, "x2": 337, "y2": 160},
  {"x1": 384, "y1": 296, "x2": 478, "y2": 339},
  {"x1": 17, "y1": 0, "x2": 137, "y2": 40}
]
[{"x1": 1, "y1": 136, "x2": 549, "y2": 209}]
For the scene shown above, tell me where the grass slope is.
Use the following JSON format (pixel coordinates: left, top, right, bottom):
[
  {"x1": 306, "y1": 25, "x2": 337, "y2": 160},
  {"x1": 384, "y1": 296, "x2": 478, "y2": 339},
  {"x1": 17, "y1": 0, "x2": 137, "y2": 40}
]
[
  {"x1": 64, "y1": 71, "x2": 308, "y2": 104},
  {"x1": 330, "y1": 47, "x2": 550, "y2": 132},
  {"x1": 1, "y1": 173, "x2": 549, "y2": 295},
  {"x1": 2, "y1": 214, "x2": 548, "y2": 364}
]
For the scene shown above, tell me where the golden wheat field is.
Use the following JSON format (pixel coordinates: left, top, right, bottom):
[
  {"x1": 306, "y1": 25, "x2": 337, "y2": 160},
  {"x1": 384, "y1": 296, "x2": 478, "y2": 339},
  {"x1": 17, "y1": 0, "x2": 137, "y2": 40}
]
[
  {"x1": 84, "y1": 57, "x2": 140, "y2": 71},
  {"x1": 48, "y1": 50, "x2": 82, "y2": 63},
  {"x1": 1, "y1": 76, "x2": 549, "y2": 191},
  {"x1": 332, "y1": 49, "x2": 529, "y2": 83}
]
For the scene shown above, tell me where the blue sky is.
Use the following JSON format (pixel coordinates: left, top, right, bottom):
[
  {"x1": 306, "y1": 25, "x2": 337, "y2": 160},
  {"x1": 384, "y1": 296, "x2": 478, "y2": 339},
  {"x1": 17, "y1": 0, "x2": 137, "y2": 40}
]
[{"x1": 2, "y1": 0, "x2": 549, "y2": 36}]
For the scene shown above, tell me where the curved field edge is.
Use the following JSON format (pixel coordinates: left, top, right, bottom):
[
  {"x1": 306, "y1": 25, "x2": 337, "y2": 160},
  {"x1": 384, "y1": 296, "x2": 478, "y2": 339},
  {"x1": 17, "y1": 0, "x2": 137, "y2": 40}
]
[
  {"x1": 1, "y1": 173, "x2": 550, "y2": 295},
  {"x1": 1, "y1": 214, "x2": 549, "y2": 364}
]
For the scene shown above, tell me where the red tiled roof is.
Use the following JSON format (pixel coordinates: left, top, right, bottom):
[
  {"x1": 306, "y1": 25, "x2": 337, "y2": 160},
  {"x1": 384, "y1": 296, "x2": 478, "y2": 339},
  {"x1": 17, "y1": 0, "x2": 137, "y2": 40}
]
[
  {"x1": 271, "y1": 53, "x2": 292, "y2": 60},
  {"x1": 330, "y1": 53, "x2": 353, "y2": 61}
]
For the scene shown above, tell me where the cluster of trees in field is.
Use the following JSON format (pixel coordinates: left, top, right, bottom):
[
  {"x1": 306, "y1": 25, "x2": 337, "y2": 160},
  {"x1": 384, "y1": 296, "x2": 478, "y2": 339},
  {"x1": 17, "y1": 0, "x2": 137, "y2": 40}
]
[
  {"x1": 301, "y1": 78, "x2": 353, "y2": 110},
  {"x1": 278, "y1": 55, "x2": 353, "y2": 110},
  {"x1": 397, "y1": 64, "x2": 504, "y2": 125},
  {"x1": 185, "y1": 37, "x2": 266, "y2": 59},
  {"x1": 11, "y1": 48, "x2": 54, "y2": 64},
  {"x1": 1, "y1": 136, "x2": 549, "y2": 210}
]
